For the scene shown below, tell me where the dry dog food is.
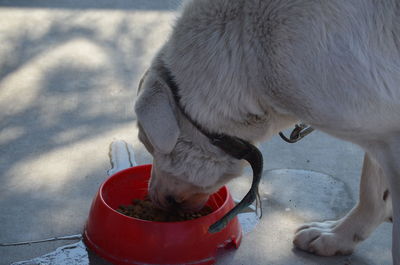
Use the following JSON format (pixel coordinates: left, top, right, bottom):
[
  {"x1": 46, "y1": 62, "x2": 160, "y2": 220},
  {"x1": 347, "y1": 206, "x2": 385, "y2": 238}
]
[{"x1": 117, "y1": 198, "x2": 213, "y2": 222}]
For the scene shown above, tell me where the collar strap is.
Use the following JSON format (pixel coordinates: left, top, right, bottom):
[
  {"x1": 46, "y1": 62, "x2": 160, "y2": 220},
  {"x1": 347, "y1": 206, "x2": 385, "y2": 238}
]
[
  {"x1": 158, "y1": 62, "x2": 263, "y2": 233},
  {"x1": 279, "y1": 124, "x2": 314, "y2": 143}
]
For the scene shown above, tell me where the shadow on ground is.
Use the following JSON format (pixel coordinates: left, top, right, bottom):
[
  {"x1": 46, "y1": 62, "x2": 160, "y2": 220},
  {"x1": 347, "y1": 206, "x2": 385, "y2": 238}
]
[{"x1": 0, "y1": 4, "x2": 178, "y2": 264}]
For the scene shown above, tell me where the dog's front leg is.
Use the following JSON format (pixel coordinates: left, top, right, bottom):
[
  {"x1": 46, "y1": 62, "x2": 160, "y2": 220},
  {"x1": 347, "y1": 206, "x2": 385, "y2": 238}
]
[
  {"x1": 293, "y1": 153, "x2": 392, "y2": 256},
  {"x1": 371, "y1": 138, "x2": 400, "y2": 265}
]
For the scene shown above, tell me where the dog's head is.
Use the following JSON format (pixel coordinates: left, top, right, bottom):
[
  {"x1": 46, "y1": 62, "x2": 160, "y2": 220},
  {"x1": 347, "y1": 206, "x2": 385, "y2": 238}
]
[{"x1": 134, "y1": 64, "x2": 246, "y2": 212}]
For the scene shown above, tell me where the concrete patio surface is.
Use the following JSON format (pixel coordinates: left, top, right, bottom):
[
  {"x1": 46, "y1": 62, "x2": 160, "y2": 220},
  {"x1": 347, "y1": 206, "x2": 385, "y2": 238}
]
[{"x1": 0, "y1": 1, "x2": 392, "y2": 264}]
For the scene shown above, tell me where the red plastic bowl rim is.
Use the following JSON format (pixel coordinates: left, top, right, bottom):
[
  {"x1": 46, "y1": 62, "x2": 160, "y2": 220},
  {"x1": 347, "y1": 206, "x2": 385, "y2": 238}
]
[{"x1": 98, "y1": 164, "x2": 231, "y2": 225}]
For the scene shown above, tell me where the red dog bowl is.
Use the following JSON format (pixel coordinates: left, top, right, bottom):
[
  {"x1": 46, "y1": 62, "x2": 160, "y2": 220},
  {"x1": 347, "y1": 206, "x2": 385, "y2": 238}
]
[{"x1": 84, "y1": 164, "x2": 242, "y2": 265}]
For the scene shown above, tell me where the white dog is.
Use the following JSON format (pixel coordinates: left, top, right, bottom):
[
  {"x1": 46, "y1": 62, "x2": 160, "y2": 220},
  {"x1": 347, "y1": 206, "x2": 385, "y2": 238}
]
[{"x1": 134, "y1": 0, "x2": 400, "y2": 263}]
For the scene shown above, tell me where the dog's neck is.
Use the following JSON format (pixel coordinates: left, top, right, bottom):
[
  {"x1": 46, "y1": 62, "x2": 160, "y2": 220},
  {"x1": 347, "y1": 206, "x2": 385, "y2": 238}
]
[
  {"x1": 158, "y1": 0, "x2": 296, "y2": 143},
  {"x1": 159, "y1": 52, "x2": 295, "y2": 144}
]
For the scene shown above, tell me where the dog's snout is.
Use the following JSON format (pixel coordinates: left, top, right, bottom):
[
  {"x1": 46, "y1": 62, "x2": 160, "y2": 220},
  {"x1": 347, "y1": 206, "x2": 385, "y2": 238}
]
[
  {"x1": 165, "y1": 195, "x2": 179, "y2": 206},
  {"x1": 165, "y1": 195, "x2": 184, "y2": 208},
  {"x1": 148, "y1": 169, "x2": 210, "y2": 211}
]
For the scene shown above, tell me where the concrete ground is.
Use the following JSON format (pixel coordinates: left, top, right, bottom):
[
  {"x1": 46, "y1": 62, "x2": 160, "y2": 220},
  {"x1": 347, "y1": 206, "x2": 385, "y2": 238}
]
[{"x1": 0, "y1": 1, "x2": 392, "y2": 264}]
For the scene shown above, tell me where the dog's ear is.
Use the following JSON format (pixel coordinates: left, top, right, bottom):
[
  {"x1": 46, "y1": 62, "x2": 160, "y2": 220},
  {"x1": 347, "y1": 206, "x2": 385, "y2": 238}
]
[{"x1": 134, "y1": 71, "x2": 180, "y2": 154}]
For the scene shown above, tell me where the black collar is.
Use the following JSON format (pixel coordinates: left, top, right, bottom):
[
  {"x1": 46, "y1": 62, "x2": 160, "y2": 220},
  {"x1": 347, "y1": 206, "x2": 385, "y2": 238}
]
[{"x1": 159, "y1": 62, "x2": 263, "y2": 233}]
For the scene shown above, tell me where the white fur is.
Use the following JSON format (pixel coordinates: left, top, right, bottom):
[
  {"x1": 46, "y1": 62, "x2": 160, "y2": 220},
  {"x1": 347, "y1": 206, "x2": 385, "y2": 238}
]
[{"x1": 135, "y1": 0, "x2": 400, "y2": 263}]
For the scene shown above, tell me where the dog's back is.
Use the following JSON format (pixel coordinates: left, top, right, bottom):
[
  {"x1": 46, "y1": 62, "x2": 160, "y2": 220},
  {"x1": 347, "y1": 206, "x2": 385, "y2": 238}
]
[
  {"x1": 171, "y1": 0, "x2": 400, "y2": 141},
  {"x1": 263, "y1": 0, "x2": 400, "y2": 138}
]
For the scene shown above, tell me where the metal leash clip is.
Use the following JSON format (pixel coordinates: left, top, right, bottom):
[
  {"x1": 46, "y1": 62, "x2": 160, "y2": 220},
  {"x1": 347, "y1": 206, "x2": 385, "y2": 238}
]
[{"x1": 279, "y1": 123, "x2": 314, "y2": 143}]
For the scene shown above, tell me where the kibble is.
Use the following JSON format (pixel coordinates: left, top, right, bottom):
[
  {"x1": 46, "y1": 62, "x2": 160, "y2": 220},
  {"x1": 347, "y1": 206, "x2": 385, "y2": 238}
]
[{"x1": 117, "y1": 198, "x2": 213, "y2": 222}]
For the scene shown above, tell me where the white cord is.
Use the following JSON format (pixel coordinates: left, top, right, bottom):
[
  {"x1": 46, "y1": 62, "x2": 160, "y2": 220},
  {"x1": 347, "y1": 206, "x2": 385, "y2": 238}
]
[{"x1": 0, "y1": 234, "x2": 82, "y2": 247}]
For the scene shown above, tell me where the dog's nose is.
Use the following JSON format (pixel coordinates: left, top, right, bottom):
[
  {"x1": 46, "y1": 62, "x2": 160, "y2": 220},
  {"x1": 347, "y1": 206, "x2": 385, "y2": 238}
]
[{"x1": 165, "y1": 195, "x2": 180, "y2": 206}]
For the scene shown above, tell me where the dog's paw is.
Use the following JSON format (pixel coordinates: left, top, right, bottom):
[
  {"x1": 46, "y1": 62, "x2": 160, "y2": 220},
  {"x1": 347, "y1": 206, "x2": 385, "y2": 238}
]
[{"x1": 293, "y1": 221, "x2": 355, "y2": 256}]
